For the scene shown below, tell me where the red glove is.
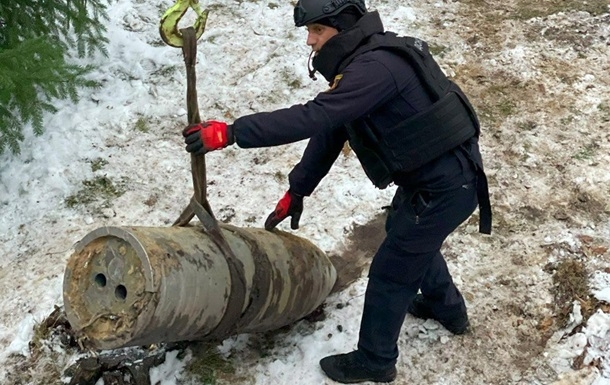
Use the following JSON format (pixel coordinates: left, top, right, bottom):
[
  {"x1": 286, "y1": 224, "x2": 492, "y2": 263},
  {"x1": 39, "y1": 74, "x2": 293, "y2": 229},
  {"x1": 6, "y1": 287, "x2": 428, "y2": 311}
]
[
  {"x1": 183, "y1": 120, "x2": 233, "y2": 155},
  {"x1": 265, "y1": 190, "x2": 304, "y2": 230}
]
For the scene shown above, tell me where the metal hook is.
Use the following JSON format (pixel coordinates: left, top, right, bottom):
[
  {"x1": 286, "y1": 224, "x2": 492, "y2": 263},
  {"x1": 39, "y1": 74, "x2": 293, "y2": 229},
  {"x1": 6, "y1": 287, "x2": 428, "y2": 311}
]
[{"x1": 159, "y1": 0, "x2": 209, "y2": 47}]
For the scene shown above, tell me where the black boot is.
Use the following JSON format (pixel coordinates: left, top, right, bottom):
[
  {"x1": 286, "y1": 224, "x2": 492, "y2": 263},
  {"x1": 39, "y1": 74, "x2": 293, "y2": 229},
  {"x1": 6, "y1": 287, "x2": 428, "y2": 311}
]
[
  {"x1": 320, "y1": 351, "x2": 397, "y2": 383},
  {"x1": 408, "y1": 293, "x2": 470, "y2": 335}
]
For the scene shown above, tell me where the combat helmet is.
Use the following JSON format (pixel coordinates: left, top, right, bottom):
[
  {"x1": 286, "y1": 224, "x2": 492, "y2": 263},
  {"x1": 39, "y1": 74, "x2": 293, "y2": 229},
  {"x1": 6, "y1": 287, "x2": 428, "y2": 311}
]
[{"x1": 294, "y1": 0, "x2": 366, "y2": 27}]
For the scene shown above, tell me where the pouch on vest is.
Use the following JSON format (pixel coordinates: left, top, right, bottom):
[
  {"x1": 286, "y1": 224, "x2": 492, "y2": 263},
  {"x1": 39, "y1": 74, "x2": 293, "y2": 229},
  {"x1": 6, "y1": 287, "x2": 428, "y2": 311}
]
[{"x1": 346, "y1": 122, "x2": 393, "y2": 189}]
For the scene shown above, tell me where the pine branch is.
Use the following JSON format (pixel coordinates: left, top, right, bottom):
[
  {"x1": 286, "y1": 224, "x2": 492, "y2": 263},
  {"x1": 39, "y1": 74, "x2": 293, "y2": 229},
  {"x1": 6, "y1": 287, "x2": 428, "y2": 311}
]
[
  {"x1": 0, "y1": 0, "x2": 108, "y2": 155},
  {"x1": 0, "y1": 0, "x2": 109, "y2": 57}
]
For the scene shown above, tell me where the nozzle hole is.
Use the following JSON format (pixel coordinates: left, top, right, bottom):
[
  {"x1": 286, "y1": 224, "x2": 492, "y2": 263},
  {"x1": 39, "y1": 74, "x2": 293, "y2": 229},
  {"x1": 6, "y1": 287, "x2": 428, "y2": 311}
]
[
  {"x1": 115, "y1": 285, "x2": 127, "y2": 300},
  {"x1": 94, "y1": 274, "x2": 107, "y2": 287}
]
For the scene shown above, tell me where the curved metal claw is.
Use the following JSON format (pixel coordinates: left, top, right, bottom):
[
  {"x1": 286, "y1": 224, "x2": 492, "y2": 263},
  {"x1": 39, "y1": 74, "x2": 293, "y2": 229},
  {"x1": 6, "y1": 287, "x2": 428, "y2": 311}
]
[{"x1": 160, "y1": 0, "x2": 209, "y2": 47}]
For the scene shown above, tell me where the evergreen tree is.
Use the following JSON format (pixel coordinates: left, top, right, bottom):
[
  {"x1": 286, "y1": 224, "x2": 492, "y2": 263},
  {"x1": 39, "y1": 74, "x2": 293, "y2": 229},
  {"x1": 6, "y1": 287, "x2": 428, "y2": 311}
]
[{"x1": 0, "y1": 0, "x2": 109, "y2": 155}]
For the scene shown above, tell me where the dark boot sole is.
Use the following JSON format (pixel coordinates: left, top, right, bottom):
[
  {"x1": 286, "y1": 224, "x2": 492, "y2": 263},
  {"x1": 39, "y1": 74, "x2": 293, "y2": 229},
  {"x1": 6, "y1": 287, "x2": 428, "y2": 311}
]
[{"x1": 320, "y1": 355, "x2": 397, "y2": 383}]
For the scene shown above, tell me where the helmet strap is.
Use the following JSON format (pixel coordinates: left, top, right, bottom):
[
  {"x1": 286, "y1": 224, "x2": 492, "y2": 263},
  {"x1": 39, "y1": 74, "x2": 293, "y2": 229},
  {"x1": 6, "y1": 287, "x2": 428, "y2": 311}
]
[{"x1": 308, "y1": 50, "x2": 318, "y2": 81}]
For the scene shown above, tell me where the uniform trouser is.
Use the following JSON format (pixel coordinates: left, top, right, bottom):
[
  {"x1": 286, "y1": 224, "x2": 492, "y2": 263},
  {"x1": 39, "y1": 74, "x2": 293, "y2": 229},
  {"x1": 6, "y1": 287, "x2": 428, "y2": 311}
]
[{"x1": 356, "y1": 178, "x2": 478, "y2": 370}]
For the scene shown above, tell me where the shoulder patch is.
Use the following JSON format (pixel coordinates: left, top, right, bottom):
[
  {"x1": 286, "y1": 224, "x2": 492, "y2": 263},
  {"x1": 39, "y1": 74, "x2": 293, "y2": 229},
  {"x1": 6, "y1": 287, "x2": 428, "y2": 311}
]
[{"x1": 328, "y1": 74, "x2": 343, "y2": 91}]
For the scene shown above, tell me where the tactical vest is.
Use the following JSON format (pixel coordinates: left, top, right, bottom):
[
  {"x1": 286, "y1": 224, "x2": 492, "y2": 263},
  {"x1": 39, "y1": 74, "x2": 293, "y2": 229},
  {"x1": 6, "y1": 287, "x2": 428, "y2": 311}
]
[{"x1": 340, "y1": 33, "x2": 480, "y2": 189}]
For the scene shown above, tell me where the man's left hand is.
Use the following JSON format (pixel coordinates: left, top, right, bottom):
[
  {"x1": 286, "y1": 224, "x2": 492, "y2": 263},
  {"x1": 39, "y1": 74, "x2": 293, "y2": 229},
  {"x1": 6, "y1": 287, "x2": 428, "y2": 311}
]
[
  {"x1": 183, "y1": 120, "x2": 233, "y2": 155},
  {"x1": 264, "y1": 190, "x2": 304, "y2": 230}
]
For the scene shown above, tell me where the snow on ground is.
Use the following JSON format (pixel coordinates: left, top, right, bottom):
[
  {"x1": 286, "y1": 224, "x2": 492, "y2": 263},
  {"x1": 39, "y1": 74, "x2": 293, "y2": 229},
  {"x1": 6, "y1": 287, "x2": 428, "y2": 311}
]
[{"x1": 0, "y1": 0, "x2": 609, "y2": 384}]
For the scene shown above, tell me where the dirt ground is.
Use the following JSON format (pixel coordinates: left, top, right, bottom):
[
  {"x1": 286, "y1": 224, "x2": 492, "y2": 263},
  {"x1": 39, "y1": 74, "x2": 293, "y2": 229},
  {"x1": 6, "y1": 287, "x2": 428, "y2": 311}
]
[{"x1": 2, "y1": 0, "x2": 609, "y2": 384}]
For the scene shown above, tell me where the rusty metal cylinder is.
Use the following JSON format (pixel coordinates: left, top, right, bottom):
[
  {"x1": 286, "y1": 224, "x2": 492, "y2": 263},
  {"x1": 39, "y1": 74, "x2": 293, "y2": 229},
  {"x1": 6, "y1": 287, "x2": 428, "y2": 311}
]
[{"x1": 63, "y1": 225, "x2": 336, "y2": 350}]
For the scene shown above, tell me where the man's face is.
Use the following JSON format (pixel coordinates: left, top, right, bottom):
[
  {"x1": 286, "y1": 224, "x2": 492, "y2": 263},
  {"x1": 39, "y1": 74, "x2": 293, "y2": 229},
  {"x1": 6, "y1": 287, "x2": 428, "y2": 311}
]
[{"x1": 306, "y1": 23, "x2": 339, "y2": 53}]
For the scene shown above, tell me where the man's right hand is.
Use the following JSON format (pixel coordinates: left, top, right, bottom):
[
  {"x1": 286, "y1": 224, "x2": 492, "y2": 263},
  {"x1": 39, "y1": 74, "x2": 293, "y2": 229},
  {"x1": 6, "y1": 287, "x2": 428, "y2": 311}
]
[
  {"x1": 182, "y1": 120, "x2": 233, "y2": 155},
  {"x1": 264, "y1": 190, "x2": 304, "y2": 230}
]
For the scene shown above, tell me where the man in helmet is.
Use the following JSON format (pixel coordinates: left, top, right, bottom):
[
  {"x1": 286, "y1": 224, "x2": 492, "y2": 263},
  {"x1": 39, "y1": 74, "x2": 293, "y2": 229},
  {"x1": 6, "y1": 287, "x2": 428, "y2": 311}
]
[{"x1": 182, "y1": 0, "x2": 491, "y2": 383}]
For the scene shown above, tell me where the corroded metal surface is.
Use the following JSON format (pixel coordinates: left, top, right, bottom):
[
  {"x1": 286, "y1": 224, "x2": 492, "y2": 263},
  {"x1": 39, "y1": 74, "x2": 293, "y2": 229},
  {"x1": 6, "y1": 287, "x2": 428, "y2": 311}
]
[{"x1": 63, "y1": 225, "x2": 336, "y2": 350}]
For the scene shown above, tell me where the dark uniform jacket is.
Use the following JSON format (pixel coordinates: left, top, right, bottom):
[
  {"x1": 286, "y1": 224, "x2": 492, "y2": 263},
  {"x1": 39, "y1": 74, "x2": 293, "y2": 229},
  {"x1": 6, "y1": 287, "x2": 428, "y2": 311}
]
[{"x1": 230, "y1": 11, "x2": 490, "y2": 232}]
